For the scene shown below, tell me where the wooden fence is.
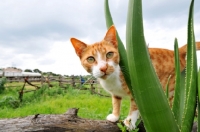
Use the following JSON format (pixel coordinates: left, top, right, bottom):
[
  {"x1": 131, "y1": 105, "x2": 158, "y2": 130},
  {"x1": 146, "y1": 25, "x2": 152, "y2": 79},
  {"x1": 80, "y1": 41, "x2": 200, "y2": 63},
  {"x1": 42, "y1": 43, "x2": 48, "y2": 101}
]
[
  {"x1": 5, "y1": 75, "x2": 110, "y2": 102},
  {"x1": 5, "y1": 75, "x2": 97, "y2": 87}
]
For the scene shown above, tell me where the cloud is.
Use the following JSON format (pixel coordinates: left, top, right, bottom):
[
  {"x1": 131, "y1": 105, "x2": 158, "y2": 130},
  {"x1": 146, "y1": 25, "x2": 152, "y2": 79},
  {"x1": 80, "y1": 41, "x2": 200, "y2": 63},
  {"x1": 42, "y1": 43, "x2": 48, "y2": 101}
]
[
  {"x1": 34, "y1": 40, "x2": 88, "y2": 75},
  {"x1": 0, "y1": 0, "x2": 200, "y2": 75}
]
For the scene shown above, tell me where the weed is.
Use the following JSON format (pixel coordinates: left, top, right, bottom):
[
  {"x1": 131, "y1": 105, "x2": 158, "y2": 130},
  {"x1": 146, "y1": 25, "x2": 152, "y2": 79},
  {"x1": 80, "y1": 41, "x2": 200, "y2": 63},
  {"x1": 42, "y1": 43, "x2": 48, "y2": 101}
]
[
  {"x1": 0, "y1": 83, "x2": 130, "y2": 122},
  {"x1": 117, "y1": 118, "x2": 141, "y2": 132},
  {"x1": 0, "y1": 96, "x2": 20, "y2": 109}
]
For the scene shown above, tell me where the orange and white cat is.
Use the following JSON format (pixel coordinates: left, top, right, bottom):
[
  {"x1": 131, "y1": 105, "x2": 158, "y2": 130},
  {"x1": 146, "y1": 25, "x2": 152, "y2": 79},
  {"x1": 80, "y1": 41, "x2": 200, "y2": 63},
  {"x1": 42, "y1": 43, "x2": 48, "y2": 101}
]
[{"x1": 70, "y1": 25, "x2": 200, "y2": 129}]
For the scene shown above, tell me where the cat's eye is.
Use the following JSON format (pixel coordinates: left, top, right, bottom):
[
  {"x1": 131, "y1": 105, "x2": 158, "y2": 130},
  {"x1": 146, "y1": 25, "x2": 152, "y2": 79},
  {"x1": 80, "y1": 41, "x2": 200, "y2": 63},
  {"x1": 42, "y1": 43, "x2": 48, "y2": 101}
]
[
  {"x1": 87, "y1": 56, "x2": 95, "y2": 63},
  {"x1": 106, "y1": 52, "x2": 114, "y2": 59}
]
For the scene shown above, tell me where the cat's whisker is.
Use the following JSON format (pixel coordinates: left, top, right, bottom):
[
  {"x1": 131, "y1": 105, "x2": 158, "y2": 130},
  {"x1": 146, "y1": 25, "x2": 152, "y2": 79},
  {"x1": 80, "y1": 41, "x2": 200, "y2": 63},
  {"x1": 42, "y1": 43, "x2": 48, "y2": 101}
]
[
  {"x1": 119, "y1": 67, "x2": 130, "y2": 76},
  {"x1": 92, "y1": 72, "x2": 104, "y2": 78},
  {"x1": 79, "y1": 75, "x2": 95, "y2": 89},
  {"x1": 74, "y1": 75, "x2": 95, "y2": 95}
]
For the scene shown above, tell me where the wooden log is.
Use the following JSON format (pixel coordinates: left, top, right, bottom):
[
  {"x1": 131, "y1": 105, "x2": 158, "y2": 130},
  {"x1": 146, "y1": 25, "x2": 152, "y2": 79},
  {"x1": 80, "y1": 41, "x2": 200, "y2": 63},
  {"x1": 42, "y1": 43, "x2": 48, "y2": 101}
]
[
  {"x1": 0, "y1": 108, "x2": 122, "y2": 132},
  {"x1": 0, "y1": 107, "x2": 198, "y2": 132}
]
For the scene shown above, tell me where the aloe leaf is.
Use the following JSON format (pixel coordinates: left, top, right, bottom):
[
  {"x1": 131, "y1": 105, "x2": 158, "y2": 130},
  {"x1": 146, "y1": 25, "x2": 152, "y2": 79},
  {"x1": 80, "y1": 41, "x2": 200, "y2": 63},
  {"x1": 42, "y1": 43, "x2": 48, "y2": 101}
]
[
  {"x1": 198, "y1": 68, "x2": 200, "y2": 132},
  {"x1": 104, "y1": 0, "x2": 132, "y2": 92},
  {"x1": 126, "y1": 0, "x2": 179, "y2": 131},
  {"x1": 172, "y1": 38, "x2": 185, "y2": 128},
  {"x1": 181, "y1": 0, "x2": 197, "y2": 131},
  {"x1": 165, "y1": 75, "x2": 171, "y2": 102}
]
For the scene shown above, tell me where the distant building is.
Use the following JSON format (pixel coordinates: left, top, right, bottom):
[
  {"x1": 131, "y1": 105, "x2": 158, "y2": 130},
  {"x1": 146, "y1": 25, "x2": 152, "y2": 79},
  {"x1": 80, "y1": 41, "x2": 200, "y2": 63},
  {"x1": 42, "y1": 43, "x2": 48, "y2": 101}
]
[
  {"x1": 3, "y1": 67, "x2": 22, "y2": 73},
  {"x1": 2, "y1": 67, "x2": 23, "y2": 77},
  {"x1": 0, "y1": 67, "x2": 41, "y2": 77}
]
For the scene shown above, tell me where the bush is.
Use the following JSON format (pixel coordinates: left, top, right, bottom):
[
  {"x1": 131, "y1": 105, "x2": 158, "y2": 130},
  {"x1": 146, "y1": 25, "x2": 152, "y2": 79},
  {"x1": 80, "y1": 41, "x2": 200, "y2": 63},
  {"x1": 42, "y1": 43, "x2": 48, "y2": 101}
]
[
  {"x1": 0, "y1": 77, "x2": 6, "y2": 94},
  {"x1": 0, "y1": 96, "x2": 20, "y2": 109}
]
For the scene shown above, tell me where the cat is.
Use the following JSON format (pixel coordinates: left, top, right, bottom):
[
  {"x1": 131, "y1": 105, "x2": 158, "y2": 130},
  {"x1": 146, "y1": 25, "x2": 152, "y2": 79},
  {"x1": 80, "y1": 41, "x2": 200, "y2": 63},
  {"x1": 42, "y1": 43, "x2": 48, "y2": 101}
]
[{"x1": 70, "y1": 25, "x2": 200, "y2": 129}]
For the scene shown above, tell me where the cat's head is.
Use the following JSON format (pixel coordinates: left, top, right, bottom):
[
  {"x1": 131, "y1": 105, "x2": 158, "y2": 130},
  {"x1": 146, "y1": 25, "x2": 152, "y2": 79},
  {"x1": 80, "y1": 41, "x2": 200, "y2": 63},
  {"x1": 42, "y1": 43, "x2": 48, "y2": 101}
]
[{"x1": 70, "y1": 26, "x2": 120, "y2": 79}]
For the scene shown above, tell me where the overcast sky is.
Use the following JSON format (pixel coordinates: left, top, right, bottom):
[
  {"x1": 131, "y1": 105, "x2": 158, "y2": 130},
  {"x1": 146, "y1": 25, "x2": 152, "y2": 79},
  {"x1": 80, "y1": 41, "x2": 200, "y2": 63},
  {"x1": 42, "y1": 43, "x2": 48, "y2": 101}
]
[{"x1": 0, "y1": 0, "x2": 200, "y2": 75}]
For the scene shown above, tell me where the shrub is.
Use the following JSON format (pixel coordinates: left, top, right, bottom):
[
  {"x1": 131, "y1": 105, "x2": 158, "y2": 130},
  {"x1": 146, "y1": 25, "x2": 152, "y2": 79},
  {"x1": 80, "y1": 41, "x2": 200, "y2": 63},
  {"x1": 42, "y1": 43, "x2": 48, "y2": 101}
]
[
  {"x1": 0, "y1": 77, "x2": 6, "y2": 94},
  {"x1": 0, "y1": 96, "x2": 20, "y2": 109}
]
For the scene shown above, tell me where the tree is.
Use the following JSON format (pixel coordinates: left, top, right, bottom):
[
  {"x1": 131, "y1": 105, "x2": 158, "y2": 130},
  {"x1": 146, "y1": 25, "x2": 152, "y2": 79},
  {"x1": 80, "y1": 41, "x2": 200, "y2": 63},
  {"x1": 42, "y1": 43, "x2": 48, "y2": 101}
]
[
  {"x1": 33, "y1": 69, "x2": 42, "y2": 73},
  {"x1": 24, "y1": 69, "x2": 32, "y2": 72}
]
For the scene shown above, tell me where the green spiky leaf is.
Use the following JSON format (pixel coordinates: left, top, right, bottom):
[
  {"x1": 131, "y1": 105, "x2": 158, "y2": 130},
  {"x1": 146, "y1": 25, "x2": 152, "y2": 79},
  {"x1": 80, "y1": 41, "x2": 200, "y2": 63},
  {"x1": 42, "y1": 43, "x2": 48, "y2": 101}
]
[
  {"x1": 181, "y1": 0, "x2": 197, "y2": 131},
  {"x1": 104, "y1": 0, "x2": 132, "y2": 92},
  {"x1": 198, "y1": 68, "x2": 200, "y2": 132},
  {"x1": 172, "y1": 38, "x2": 185, "y2": 128},
  {"x1": 126, "y1": 0, "x2": 179, "y2": 131}
]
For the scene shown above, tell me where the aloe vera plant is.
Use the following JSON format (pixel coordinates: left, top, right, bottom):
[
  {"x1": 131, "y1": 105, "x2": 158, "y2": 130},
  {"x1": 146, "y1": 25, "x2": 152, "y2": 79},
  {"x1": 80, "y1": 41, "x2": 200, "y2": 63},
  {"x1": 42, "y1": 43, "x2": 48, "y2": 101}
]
[
  {"x1": 172, "y1": 39, "x2": 185, "y2": 128},
  {"x1": 126, "y1": 0, "x2": 178, "y2": 131},
  {"x1": 180, "y1": 0, "x2": 197, "y2": 131},
  {"x1": 105, "y1": 0, "x2": 197, "y2": 131}
]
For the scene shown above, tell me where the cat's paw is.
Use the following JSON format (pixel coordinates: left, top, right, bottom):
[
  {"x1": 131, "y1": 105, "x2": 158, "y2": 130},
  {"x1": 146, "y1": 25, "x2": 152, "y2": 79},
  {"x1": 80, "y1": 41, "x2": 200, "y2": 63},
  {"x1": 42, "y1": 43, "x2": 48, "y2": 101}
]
[
  {"x1": 106, "y1": 114, "x2": 119, "y2": 122},
  {"x1": 124, "y1": 117, "x2": 136, "y2": 130},
  {"x1": 123, "y1": 110, "x2": 139, "y2": 130}
]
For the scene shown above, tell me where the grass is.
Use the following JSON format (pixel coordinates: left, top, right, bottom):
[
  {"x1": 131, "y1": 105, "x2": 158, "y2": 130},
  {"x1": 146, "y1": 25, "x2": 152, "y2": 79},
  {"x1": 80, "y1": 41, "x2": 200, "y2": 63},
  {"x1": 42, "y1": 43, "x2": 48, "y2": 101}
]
[{"x1": 0, "y1": 82, "x2": 130, "y2": 120}]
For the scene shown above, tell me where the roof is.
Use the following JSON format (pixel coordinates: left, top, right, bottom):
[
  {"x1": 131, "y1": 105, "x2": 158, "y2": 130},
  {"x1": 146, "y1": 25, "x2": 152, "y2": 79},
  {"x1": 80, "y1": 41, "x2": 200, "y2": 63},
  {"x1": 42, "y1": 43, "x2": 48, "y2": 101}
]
[{"x1": 22, "y1": 72, "x2": 41, "y2": 76}]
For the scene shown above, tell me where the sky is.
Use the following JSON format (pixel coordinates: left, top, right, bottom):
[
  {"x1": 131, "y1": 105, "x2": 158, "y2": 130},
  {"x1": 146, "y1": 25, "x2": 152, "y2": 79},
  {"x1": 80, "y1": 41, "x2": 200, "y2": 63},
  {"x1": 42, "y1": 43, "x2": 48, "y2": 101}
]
[{"x1": 0, "y1": 0, "x2": 200, "y2": 76}]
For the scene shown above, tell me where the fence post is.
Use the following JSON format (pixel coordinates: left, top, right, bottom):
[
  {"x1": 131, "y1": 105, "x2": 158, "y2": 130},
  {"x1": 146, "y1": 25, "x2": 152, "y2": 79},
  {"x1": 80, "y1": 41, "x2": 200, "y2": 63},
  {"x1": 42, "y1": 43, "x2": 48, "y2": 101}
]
[
  {"x1": 97, "y1": 82, "x2": 101, "y2": 94},
  {"x1": 19, "y1": 77, "x2": 28, "y2": 102},
  {"x1": 90, "y1": 79, "x2": 95, "y2": 94},
  {"x1": 41, "y1": 76, "x2": 45, "y2": 86},
  {"x1": 47, "y1": 75, "x2": 53, "y2": 87},
  {"x1": 59, "y1": 75, "x2": 62, "y2": 88},
  {"x1": 71, "y1": 75, "x2": 75, "y2": 87}
]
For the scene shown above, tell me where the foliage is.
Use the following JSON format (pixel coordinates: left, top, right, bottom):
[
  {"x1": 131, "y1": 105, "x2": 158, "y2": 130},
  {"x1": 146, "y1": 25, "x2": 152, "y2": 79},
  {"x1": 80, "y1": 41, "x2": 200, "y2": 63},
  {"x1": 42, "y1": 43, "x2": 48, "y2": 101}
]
[
  {"x1": 0, "y1": 77, "x2": 6, "y2": 94},
  {"x1": 105, "y1": 0, "x2": 197, "y2": 131},
  {"x1": 42, "y1": 71, "x2": 61, "y2": 76},
  {"x1": 24, "y1": 69, "x2": 33, "y2": 72},
  {"x1": 0, "y1": 96, "x2": 20, "y2": 109},
  {"x1": 33, "y1": 69, "x2": 42, "y2": 73},
  {"x1": 117, "y1": 119, "x2": 141, "y2": 132},
  {"x1": 0, "y1": 83, "x2": 129, "y2": 120},
  {"x1": 198, "y1": 69, "x2": 200, "y2": 130}
]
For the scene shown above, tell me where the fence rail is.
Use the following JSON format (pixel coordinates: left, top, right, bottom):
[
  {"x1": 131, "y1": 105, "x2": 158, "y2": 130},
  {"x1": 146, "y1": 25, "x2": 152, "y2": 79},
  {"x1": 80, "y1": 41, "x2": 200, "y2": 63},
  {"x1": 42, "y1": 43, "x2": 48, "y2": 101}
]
[{"x1": 4, "y1": 75, "x2": 109, "y2": 102}]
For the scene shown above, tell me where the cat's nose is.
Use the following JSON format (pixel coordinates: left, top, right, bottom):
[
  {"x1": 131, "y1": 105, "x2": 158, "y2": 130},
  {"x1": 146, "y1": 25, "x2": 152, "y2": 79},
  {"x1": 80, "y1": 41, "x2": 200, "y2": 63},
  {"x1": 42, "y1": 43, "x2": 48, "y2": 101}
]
[{"x1": 100, "y1": 66, "x2": 107, "y2": 73}]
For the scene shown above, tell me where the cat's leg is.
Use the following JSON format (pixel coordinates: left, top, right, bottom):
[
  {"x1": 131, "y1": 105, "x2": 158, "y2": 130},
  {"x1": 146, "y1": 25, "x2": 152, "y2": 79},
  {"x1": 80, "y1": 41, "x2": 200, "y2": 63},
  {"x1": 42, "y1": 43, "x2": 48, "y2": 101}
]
[
  {"x1": 106, "y1": 95, "x2": 121, "y2": 122},
  {"x1": 124, "y1": 97, "x2": 139, "y2": 129}
]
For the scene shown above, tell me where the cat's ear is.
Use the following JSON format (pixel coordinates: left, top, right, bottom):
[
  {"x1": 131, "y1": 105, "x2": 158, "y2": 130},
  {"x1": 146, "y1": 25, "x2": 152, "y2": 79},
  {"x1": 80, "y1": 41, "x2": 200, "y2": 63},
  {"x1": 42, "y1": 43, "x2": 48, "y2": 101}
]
[
  {"x1": 70, "y1": 38, "x2": 87, "y2": 58},
  {"x1": 104, "y1": 25, "x2": 117, "y2": 48}
]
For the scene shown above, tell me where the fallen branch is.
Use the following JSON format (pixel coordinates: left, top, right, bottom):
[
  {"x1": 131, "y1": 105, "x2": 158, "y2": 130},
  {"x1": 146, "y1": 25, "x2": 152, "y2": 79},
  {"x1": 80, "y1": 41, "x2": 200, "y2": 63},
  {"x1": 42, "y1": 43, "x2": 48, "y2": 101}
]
[{"x1": 0, "y1": 108, "x2": 122, "y2": 132}]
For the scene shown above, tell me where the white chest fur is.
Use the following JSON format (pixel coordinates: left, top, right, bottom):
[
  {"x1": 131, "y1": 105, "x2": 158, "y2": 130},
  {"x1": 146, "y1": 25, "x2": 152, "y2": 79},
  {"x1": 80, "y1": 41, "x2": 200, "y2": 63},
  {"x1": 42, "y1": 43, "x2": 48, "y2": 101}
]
[{"x1": 98, "y1": 68, "x2": 128, "y2": 97}]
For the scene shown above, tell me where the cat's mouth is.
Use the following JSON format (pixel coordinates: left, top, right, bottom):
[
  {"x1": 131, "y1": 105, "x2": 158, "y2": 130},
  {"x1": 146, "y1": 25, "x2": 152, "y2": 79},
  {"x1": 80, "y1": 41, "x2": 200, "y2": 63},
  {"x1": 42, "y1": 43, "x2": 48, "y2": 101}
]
[
  {"x1": 101, "y1": 74, "x2": 108, "y2": 79},
  {"x1": 92, "y1": 71, "x2": 113, "y2": 79},
  {"x1": 100, "y1": 72, "x2": 113, "y2": 79},
  {"x1": 93, "y1": 72, "x2": 109, "y2": 79}
]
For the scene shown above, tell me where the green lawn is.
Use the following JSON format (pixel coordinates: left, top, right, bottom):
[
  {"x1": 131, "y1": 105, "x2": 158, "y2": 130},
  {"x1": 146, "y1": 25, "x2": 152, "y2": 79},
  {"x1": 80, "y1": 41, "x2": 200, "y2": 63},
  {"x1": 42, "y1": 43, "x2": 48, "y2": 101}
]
[{"x1": 0, "y1": 83, "x2": 130, "y2": 120}]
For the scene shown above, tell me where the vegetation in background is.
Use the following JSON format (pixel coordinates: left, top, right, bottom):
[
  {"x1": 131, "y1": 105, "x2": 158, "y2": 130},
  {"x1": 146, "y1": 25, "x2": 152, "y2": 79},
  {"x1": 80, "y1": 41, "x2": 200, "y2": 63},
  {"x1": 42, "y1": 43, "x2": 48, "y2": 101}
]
[
  {"x1": 0, "y1": 77, "x2": 6, "y2": 94},
  {"x1": 0, "y1": 83, "x2": 129, "y2": 120}
]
